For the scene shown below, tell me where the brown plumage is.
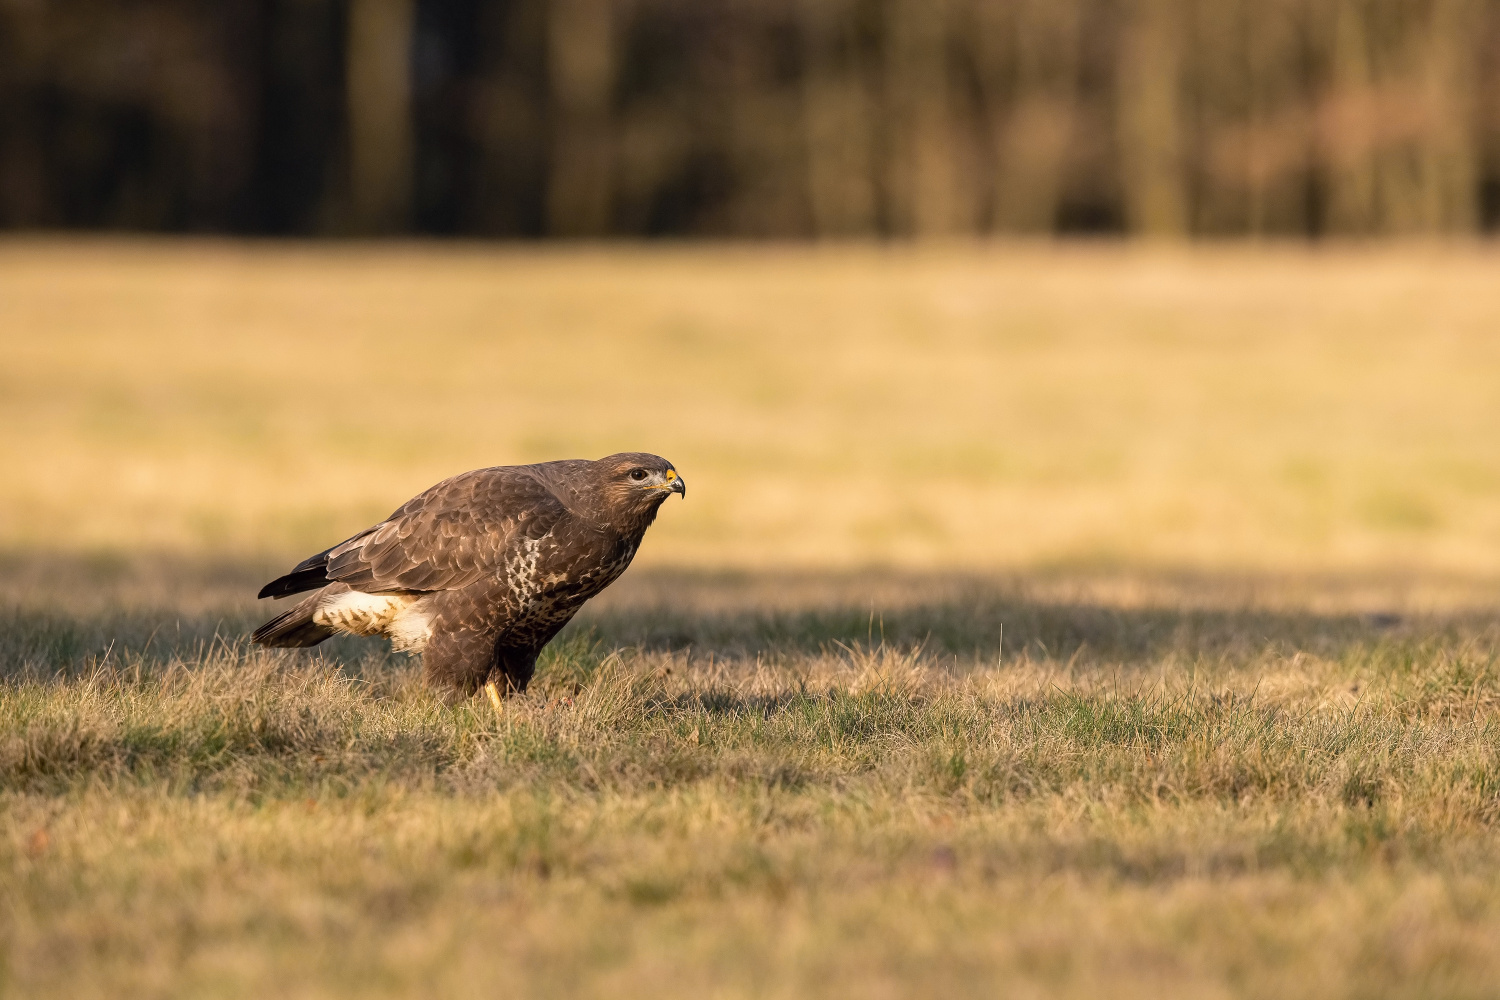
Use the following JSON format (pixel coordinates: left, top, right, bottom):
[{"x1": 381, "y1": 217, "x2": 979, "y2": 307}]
[{"x1": 252, "y1": 453, "x2": 685, "y2": 694}]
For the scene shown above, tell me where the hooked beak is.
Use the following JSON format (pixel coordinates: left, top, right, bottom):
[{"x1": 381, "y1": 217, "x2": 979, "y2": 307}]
[{"x1": 667, "y1": 469, "x2": 686, "y2": 498}]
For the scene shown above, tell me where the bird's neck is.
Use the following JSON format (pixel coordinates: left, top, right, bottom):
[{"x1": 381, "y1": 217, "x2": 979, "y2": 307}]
[{"x1": 618, "y1": 502, "x2": 662, "y2": 539}]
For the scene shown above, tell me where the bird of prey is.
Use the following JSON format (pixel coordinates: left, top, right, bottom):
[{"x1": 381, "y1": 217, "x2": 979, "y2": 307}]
[{"x1": 252, "y1": 453, "x2": 685, "y2": 700}]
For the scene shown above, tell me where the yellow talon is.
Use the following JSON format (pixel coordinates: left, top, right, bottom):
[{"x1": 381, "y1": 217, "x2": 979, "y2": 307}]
[{"x1": 484, "y1": 680, "x2": 504, "y2": 715}]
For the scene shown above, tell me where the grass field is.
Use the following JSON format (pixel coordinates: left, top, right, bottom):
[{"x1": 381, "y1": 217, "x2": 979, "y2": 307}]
[{"x1": 3, "y1": 240, "x2": 1500, "y2": 997}]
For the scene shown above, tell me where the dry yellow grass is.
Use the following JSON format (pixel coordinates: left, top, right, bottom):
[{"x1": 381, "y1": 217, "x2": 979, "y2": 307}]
[
  {"x1": 4, "y1": 239, "x2": 1500, "y2": 579},
  {"x1": 3, "y1": 240, "x2": 1500, "y2": 998}
]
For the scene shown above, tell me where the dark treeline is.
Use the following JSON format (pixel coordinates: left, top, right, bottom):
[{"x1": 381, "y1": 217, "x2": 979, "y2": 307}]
[{"x1": 4, "y1": 0, "x2": 1500, "y2": 237}]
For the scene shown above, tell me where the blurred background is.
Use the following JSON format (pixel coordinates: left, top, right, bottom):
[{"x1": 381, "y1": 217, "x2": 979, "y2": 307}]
[
  {"x1": 4, "y1": 0, "x2": 1500, "y2": 238},
  {"x1": 8, "y1": 8, "x2": 1500, "y2": 995},
  {"x1": 4, "y1": 0, "x2": 1500, "y2": 604}
]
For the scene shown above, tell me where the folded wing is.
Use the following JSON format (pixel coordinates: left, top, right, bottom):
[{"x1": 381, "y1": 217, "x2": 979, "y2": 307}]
[{"x1": 257, "y1": 467, "x2": 566, "y2": 599}]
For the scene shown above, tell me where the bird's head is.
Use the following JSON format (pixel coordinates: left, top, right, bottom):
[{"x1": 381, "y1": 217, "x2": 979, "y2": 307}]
[{"x1": 597, "y1": 452, "x2": 686, "y2": 520}]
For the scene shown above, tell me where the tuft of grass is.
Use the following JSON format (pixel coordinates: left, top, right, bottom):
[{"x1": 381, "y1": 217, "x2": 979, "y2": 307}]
[{"x1": 4, "y1": 583, "x2": 1500, "y2": 997}]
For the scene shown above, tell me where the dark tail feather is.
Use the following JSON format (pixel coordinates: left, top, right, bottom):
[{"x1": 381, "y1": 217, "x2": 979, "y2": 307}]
[
  {"x1": 259, "y1": 526, "x2": 380, "y2": 600},
  {"x1": 251, "y1": 596, "x2": 334, "y2": 648},
  {"x1": 258, "y1": 566, "x2": 331, "y2": 600}
]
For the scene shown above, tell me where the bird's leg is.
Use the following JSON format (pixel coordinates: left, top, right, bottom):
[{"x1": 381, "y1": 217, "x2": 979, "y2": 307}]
[{"x1": 484, "y1": 680, "x2": 504, "y2": 715}]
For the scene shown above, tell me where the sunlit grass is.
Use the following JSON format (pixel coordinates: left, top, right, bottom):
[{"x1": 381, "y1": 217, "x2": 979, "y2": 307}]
[
  {"x1": 3, "y1": 241, "x2": 1500, "y2": 997},
  {"x1": 4, "y1": 240, "x2": 1500, "y2": 575},
  {"x1": 4, "y1": 614, "x2": 1500, "y2": 998}
]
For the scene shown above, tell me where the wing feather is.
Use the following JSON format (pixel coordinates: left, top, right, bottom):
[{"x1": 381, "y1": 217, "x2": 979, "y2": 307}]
[{"x1": 323, "y1": 468, "x2": 565, "y2": 594}]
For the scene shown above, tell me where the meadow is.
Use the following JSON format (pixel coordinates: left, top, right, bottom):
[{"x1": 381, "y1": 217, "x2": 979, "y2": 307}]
[{"x1": 3, "y1": 240, "x2": 1500, "y2": 997}]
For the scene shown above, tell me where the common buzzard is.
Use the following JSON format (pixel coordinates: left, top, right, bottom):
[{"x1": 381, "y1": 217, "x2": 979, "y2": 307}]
[{"x1": 252, "y1": 453, "x2": 684, "y2": 697}]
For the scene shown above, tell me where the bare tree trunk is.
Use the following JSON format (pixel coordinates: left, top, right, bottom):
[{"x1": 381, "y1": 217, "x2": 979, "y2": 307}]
[
  {"x1": 975, "y1": 0, "x2": 1083, "y2": 235},
  {"x1": 546, "y1": 0, "x2": 616, "y2": 236},
  {"x1": 885, "y1": 0, "x2": 969, "y2": 236},
  {"x1": 1322, "y1": 0, "x2": 1377, "y2": 234},
  {"x1": 1243, "y1": 0, "x2": 1271, "y2": 236},
  {"x1": 799, "y1": 0, "x2": 878, "y2": 237},
  {"x1": 1418, "y1": 0, "x2": 1479, "y2": 233},
  {"x1": 346, "y1": 0, "x2": 415, "y2": 233},
  {"x1": 1239, "y1": 0, "x2": 1310, "y2": 237},
  {"x1": 1117, "y1": 0, "x2": 1187, "y2": 237}
]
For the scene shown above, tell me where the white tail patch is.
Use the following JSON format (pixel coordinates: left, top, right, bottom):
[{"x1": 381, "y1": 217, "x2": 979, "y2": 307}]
[{"x1": 313, "y1": 591, "x2": 433, "y2": 652}]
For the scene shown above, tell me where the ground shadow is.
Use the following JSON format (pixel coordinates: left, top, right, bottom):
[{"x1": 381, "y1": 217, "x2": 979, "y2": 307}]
[
  {"x1": 2, "y1": 551, "x2": 1497, "y2": 677},
  {"x1": 579, "y1": 567, "x2": 1499, "y2": 667}
]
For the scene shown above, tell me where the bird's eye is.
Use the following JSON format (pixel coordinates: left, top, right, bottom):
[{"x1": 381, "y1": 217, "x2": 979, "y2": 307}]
[{"x1": 629, "y1": 469, "x2": 648, "y2": 482}]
